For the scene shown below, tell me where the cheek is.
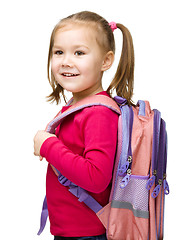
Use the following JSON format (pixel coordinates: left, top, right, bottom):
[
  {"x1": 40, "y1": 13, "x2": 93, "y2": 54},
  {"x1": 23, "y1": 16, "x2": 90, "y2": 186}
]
[
  {"x1": 51, "y1": 58, "x2": 59, "y2": 75},
  {"x1": 50, "y1": 59, "x2": 55, "y2": 73},
  {"x1": 80, "y1": 58, "x2": 101, "y2": 75},
  {"x1": 84, "y1": 61, "x2": 102, "y2": 78}
]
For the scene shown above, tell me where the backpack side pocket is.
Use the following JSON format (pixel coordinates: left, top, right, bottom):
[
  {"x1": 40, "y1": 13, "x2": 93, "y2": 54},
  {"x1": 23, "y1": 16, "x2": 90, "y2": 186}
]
[{"x1": 107, "y1": 174, "x2": 149, "y2": 240}]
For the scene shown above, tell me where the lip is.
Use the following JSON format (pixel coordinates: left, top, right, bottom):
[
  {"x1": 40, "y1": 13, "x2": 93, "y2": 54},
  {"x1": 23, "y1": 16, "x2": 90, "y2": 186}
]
[{"x1": 60, "y1": 72, "x2": 80, "y2": 77}]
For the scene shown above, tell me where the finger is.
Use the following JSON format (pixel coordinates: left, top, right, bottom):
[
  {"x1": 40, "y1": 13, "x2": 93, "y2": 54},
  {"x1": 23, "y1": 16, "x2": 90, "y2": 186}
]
[{"x1": 39, "y1": 156, "x2": 43, "y2": 161}]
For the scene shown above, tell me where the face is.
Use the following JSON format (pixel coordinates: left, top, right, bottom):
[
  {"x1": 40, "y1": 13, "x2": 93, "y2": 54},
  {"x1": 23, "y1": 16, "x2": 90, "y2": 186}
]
[{"x1": 51, "y1": 24, "x2": 111, "y2": 101}]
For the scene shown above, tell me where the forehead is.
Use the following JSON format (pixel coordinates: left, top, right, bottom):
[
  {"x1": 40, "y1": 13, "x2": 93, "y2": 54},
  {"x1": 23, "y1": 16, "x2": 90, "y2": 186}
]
[
  {"x1": 53, "y1": 23, "x2": 105, "y2": 52},
  {"x1": 54, "y1": 24, "x2": 96, "y2": 46}
]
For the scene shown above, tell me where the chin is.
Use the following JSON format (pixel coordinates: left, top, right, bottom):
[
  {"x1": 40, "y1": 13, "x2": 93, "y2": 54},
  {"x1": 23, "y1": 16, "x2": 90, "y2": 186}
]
[
  {"x1": 63, "y1": 87, "x2": 83, "y2": 94},
  {"x1": 63, "y1": 84, "x2": 87, "y2": 93}
]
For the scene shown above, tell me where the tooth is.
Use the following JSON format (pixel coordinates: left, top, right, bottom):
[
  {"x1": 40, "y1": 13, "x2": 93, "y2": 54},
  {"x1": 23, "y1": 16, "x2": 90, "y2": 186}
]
[{"x1": 62, "y1": 73, "x2": 78, "y2": 77}]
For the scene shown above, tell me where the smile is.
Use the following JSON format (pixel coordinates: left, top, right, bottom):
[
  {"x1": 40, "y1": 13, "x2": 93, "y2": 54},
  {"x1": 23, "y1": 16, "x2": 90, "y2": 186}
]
[{"x1": 62, "y1": 73, "x2": 80, "y2": 77}]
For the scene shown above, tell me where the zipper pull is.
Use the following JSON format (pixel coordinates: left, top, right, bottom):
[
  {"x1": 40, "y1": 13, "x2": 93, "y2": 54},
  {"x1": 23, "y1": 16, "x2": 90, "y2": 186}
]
[
  {"x1": 163, "y1": 179, "x2": 170, "y2": 195},
  {"x1": 146, "y1": 175, "x2": 156, "y2": 190},
  {"x1": 120, "y1": 169, "x2": 131, "y2": 189}
]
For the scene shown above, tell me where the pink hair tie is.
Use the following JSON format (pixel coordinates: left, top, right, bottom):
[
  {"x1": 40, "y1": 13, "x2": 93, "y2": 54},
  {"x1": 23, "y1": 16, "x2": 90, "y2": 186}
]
[{"x1": 109, "y1": 22, "x2": 117, "y2": 32}]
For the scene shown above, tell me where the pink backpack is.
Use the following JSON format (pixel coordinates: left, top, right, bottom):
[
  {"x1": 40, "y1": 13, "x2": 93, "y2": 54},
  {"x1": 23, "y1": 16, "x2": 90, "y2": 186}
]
[{"x1": 38, "y1": 95, "x2": 169, "y2": 240}]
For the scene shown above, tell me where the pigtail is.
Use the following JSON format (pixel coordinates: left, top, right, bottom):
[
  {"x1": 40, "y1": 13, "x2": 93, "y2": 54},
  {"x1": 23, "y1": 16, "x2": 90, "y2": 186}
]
[{"x1": 107, "y1": 23, "x2": 134, "y2": 106}]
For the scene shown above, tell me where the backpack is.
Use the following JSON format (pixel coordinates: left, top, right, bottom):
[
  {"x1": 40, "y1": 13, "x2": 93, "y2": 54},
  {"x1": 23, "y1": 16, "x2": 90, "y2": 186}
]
[{"x1": 37, "y1": 95, "x2": 169, "y2": 240}]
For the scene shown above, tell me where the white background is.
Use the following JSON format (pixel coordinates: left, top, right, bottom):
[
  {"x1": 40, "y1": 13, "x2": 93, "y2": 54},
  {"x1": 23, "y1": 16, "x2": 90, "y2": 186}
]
[{"x1": 0, "y1": 0, "x2": 183, "y2": 239}]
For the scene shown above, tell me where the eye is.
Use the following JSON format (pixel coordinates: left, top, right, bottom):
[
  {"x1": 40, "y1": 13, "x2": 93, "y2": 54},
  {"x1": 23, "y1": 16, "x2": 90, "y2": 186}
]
[
  {"x1": 75, "y1": 51, "x2": 85, "y2": 56},
  {"x1": 54, "y1": 50, "x2": 63, "y2": 55}
]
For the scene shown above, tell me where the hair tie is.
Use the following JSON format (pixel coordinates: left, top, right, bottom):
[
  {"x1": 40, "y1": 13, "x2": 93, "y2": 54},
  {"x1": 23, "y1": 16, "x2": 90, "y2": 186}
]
[{"x1": 109, "y1": 22, "x2": 117, "y2": 32}]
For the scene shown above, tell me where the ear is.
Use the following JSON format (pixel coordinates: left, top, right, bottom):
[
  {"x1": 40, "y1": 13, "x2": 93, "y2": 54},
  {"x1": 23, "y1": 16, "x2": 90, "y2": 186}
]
[{"x1": 101, "y1": 51, "x2": 114, "y2": 72}]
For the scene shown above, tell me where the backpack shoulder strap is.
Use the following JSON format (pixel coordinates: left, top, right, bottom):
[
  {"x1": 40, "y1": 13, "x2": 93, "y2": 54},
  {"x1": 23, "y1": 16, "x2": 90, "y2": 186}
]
[
  {"x1": 37, "y1": 95, "x2": 121, "y2": 235},
  {"x1": 46, "y1": 94, "x2": 121, "y2": 134}
]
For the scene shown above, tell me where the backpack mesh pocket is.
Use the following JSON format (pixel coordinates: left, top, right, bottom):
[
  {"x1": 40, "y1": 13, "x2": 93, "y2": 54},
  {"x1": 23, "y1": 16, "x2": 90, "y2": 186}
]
[{"x1": 112, "y1": 175, "x2": 149, "y2": 218}]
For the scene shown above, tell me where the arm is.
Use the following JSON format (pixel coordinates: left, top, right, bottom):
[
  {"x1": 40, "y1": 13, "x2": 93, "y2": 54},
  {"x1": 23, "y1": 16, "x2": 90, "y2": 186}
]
[{"x1": 40, "y1": 106, "x2": 119, "y2": 193}]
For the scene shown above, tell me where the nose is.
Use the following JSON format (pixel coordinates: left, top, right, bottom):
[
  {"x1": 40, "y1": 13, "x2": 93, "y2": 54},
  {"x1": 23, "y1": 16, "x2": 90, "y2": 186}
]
[{"x1": 61, "y1": 54, "x2": 73, "y2": 68}]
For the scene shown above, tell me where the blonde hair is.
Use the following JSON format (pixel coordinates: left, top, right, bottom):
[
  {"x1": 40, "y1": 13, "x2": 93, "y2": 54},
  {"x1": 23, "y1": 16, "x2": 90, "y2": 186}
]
[{"x1": 47, "y1": 11, "x2": 134, "y2": 106}]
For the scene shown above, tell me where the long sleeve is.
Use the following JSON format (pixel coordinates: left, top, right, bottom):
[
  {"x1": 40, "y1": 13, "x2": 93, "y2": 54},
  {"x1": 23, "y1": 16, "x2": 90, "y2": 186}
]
[{"x1": 40, "y1": 106, "x2": 118, "y2": 193}]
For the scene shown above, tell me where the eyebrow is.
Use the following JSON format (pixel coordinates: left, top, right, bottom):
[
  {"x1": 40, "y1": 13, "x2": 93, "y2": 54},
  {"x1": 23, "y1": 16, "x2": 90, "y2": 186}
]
[{"x1": 53, "y1": 44, "x2": 89, "y2": 50}]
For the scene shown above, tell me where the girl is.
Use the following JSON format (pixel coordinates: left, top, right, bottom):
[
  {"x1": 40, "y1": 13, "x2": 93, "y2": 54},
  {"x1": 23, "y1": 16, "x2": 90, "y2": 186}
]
[{"x1": 34, "y1": 11, "x2": 134, "y2": 240}]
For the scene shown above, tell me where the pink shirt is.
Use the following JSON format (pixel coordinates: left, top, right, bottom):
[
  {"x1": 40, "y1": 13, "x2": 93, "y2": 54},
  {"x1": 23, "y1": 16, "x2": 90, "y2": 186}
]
[{"x1": 40, "y1": 92, "x2": 119, "y2": 237}]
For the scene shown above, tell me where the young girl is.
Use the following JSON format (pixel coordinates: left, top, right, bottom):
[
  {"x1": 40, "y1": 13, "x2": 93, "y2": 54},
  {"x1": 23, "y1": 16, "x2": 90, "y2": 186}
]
[{"x1": 34, "y1": 11, "x2": 134, "y2": 240}]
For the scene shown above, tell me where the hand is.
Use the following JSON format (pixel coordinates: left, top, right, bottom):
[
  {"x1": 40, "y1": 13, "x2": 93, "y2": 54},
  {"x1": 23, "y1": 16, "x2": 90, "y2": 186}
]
[{"x1": 33, "y1": 130, "x2": 56, "y2": 157}]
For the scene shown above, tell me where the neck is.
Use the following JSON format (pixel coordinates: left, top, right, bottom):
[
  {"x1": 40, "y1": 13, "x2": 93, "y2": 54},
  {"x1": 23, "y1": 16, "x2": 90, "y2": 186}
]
[{"x1": 71, "y1": 85, "x2": 104, "y2": 105}]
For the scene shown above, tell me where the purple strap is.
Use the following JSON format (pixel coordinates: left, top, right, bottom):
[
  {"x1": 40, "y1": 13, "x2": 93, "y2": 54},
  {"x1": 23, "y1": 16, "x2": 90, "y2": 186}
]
[
  {"x1": 163, "y1": 130, "x2": 168, "y2": 174},
  {"x1": 152, "y1": 118, "x2": 168, "y2": 198},
  {"x1": 152, "y1": 110, "x2": 161, "y2": 174},
  {"x1": 37, "y1": 196, "x2": 48, "y2": 235},
  {"x1": 68, "y1": 184, "x2": 102, "y2": 213},
  {"x1": 137, "y1": 100, "x2": 146, "y2": 116},
  {"x1": 58, "y1": 174, "x2": 102, "y2": 213},
  {"x1": 114, "y1": 96, "x2": 134, "y2": 189},
  {"x1": 163, "y1": 130, "x2": 169, "y2": 195},
  {"x1": 146, "y1": 109, "x2": 169, "y2": 198},
  {"x1": 156, "y1": 119, "x2": 166, "y2": 184},
  {"x1": 144, "y1": 108, "x2": 169, "y2": 239},
  {"x1": 38, "y1": 175, "x2": 103, "y2": 235},
  {"x1": 158, "y1": 119, "x2": 169, "y2": 195},
  {"x1": 146, "y1": 110, "x2": 161, "y2": 191},
  {"x1": 153, "y1": 119, "x2": 168, "y2": 237}
]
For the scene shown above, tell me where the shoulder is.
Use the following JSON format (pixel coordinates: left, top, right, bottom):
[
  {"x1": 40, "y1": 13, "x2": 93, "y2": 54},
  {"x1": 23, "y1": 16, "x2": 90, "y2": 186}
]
[
  {"x1": 82, "y1": 105, "x2": 118, "y2": 117},
  {"x1": 79, "y1": 103, "x2": 119, "y2": 116},
  {"x1": 76, "y1": 105, "x2": 119, "y2": 128}
]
